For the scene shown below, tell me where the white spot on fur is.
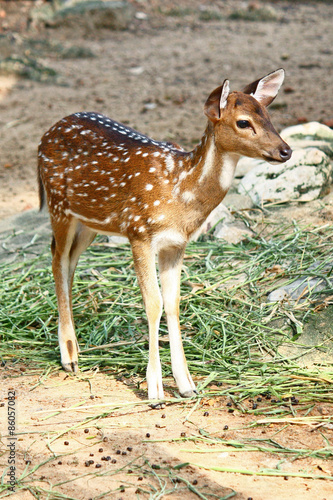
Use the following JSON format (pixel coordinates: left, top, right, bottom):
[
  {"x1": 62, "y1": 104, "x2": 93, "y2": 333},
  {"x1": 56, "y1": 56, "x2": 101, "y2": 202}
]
[
  {"x1": 219, "y1": 153, "x2": 239, "y2": 191},
  {"x1": 182, "y1": 191, "x2": 196, "y2": 203},
  {"x1": 152, "y1": 229, "x2": 185, "y2": 253},
  {"x1": 199, "y1": 141, "x2": 215, "y2": 183},
  {"x1": 145, "y1": 184, "x2": 153, "y2": 191},
  {"x1": 178, "y1": 171, "x2": 188, "y2": 182},
  {"x1": 64, "y1": 209, "x2": 115, "y2": 225},
  {"x1": 165, "y1": 154, "x2": 175, "y2": 172}
]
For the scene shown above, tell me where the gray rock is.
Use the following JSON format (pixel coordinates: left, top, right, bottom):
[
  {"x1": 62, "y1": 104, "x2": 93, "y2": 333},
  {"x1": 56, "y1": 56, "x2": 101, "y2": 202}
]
[
  {"x1": 234, "y1": 156, "x2": 261, "y2": 178},
  {"x1": 278, "y1": 306, "x2": 333, "y2": 367},
  {"x1": 213, "y1": 219, "x2": 253, "y2": 244},
  {"x1": 192, "y1": 203, "x2": 253, "y2": 244},
  {"x1": 267, "y1": 260, "x2": 333, "y2": 303},
  {"x1": 280, "y1": 121, "x2": 333, "y2": 159},
  {"x1": 223, "y1": 192, "x2": 254, "y2": 211},
  {"x1": 0, "y1": 209, "x2": 51, "y2": 262},
  {"x1": 107, "y1": 235, "x2": 129, "y2": 245},
  {"x1": 238, "y1": 147, "x2": 332, "y2": 205}
]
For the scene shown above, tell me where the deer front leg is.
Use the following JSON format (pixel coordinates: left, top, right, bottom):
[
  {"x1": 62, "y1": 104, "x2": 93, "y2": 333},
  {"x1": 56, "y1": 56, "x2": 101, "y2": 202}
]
[
  {"x1": 158, "y1": 245, "x2": 197, "y2": 397},
  {"x1": 131, "y1": 239, "x2": 164, "y2": 400}
]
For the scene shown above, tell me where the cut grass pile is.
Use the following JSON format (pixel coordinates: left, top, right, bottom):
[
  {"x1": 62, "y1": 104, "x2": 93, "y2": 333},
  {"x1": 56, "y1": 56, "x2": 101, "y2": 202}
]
[{"x1": 1, "y1": 218, "x2": 333, "y2": 410}]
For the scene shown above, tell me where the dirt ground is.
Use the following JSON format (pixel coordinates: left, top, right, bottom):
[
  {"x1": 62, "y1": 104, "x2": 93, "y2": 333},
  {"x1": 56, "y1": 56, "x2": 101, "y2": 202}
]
[
  {"x1": 1, "y1": 1, "x2": 333, "y2": 499},
  {"x1": 2, "y1": 367, "x2": 333, "y2": 500}
]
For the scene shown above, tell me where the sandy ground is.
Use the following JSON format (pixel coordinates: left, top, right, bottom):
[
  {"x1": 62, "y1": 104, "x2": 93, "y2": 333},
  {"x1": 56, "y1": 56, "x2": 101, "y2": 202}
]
[
  {"x1": 2, "y1": 367, "x2": 333, "y2": 500},
  {"x1": 1, "y1": 1, "x2": 333, "y2": 499}
]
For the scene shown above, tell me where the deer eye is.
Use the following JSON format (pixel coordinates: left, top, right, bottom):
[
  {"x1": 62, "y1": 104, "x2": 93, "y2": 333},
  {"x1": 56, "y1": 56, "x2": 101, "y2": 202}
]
[{"x1": 237, "y1": 120, "x2": 251, "y2": 129}]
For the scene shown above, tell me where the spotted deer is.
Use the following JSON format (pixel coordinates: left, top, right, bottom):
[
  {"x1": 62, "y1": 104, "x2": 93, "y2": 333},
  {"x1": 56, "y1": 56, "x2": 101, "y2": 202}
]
[{"x1": 38, "y1": 69, "x2": 291, "y2": 400}]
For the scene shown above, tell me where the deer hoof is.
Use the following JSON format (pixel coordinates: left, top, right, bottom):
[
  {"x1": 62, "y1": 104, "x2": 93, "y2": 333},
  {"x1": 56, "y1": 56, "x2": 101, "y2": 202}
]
[
  {"x1": 62, "y1": 361, "x2": 79, "y2": 373},
  {"x1": 149, "y1": 402, "x2": 166, "y2": 409},
  {"x1": 180, "y1": 389, "x2": 198, "y2": 398}
]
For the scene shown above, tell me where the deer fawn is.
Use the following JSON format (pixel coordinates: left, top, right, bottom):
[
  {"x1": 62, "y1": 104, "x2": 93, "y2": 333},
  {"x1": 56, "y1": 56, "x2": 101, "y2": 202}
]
[{"x1": 38, "y1": 69, "x2": 291, "y2": 400}]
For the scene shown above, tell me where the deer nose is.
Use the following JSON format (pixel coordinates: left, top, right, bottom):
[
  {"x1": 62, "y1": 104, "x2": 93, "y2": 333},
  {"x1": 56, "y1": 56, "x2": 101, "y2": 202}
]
[{"x1": 279, "y1": 145, "x2": 292, "y2": 161}]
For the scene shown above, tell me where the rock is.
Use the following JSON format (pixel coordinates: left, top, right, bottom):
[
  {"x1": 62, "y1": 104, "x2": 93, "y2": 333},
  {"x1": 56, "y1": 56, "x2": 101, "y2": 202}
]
[
  {"x1": 30, "y1": 1, "x2": 135, "y2": 30},
  {"x1": 213, "y1": 219, "x2": 253, "y2": 244},
  {"x1": 107, "y1": 235, "x2": 129, "y2": 245},
  {"x1": 267, "y1": 261, "x2": 333, "y2": 303},
  {"x1": 238, "y1": 147, "x2": 332, "y2": 205},
  {"x1": 278, "y1": 306, "x2": 333, "y2": 367},
  {"x1": 197, "y1": 203, "x2": 233, "y2": 233},
  {"x1": 280, "y1": 121, "x2": 333, "y2": 159},
  {"x1": 135, "y1": 12, "x2": 148, "y2": 21},
  {"x1": 0, "y1": 209, "x2": 51, "y2": 262},
  {"x1": 223, "y1": 192, "x2": 254, "y2": 211},
  {"x1": 268, "y1": 259, "x2": 333, "y2": 365},
  {"x1": 234, "y1": 156, "x2": 261, "y2": 178},
  {"x1": 192, "y1": 203, "x2": 253, "y2": 244},
  {"x1": 129, "y1": 66, "x2": 145, "y2": 75}
]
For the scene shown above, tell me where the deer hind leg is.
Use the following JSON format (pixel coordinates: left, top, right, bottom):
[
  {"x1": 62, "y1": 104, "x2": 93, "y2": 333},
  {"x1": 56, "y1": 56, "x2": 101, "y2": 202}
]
[
  {"x1": 158, "y1": 245, "x2": 197, "y2": 397},
  {"x1": 52, "y1": 218, "x2": 95, "y2": 372},
  {"x1": 131, "y1": 239, "x2": 164, "y2": 400},
  {"x1": 68, "y1": 223, "x2": 97, "y2": 318}
]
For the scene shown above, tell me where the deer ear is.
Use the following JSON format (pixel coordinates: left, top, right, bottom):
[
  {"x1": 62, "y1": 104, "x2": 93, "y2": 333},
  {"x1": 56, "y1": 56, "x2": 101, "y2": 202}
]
[
  {"x1": 242, "y1": 69, "x2": 285, "y2": 107},
  {"x1": 204, "y1": 79, "x2": 230, "y2": 123}
]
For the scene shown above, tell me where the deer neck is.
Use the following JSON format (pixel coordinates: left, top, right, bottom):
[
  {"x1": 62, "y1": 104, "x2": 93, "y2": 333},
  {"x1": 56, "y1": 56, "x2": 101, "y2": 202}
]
[{"x1": 174, "y1": 123, "x2": 240, "y2": 216}]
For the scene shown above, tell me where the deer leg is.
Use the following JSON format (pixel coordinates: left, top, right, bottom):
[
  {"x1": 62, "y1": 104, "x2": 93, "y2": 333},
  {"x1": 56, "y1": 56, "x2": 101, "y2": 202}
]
[
  {"x1": 52, "y1": 217, "x2": 81, "y2": 372},
  {"x1": 67, "y1": 223, "x2": 97, "y2": 349},
  {"x1": 68, "y1": 223, "x2": 96, "y2": 309},
  {"x1": 131, "y1": 239, "x2": 164, "y2": 400},
  {"x1": 158, "y1": 245, "x2": 197, "y2": 397}
]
